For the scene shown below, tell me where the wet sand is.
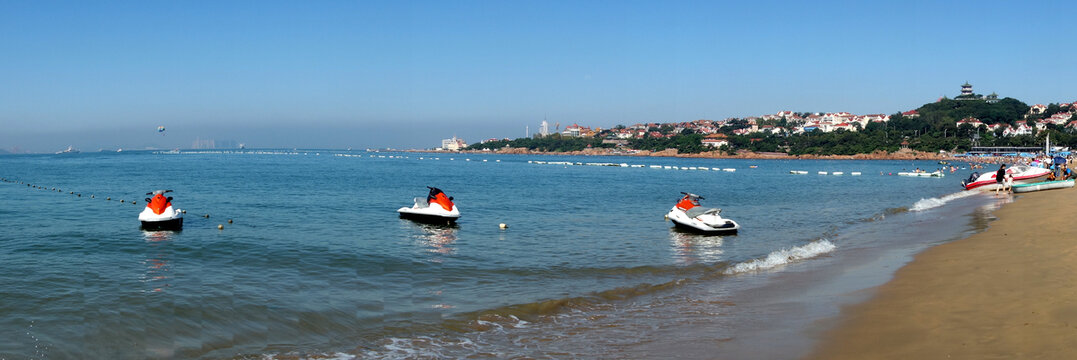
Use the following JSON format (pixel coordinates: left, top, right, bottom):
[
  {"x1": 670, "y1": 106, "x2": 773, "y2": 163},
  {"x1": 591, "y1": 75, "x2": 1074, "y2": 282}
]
[{"x1": 808, "y1": 188, "x2": 1077, "y2": 359}]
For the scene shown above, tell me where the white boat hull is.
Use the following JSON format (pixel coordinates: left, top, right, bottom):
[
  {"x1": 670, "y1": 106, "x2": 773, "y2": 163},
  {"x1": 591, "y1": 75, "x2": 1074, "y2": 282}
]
[
  {"x1": 668, "y1": 207, "x2": 739, "y2": 234},
  {"x1": 398, "y1": 202, "x2": 460, "y2": 224},
  {"x1": 138, "y1": 206, "x2": 183, "y2": 230},
  {"x1": 962, "y1": 165, "x2": 1052, "y2": 191}
]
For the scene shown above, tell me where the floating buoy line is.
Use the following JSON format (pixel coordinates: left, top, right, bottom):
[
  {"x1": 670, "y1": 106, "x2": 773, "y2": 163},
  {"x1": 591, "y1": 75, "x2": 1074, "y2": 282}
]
[
  {"x1": 527, "y1": 160, "x2": 865, "y2": 176},
  {"x1": 0, "y1": 176, "x2": 232, "y2": 230}
]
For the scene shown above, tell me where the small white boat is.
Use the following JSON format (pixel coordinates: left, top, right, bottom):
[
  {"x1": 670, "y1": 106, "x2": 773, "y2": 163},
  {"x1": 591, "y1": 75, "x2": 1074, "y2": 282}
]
[
  {"x1": 851, "y1": 172, "x2": 861, "y2": 176},
  {"x1": 818, "y1": 171, "x2": 828, "y2": 175},
  {"x1": 789, "y1": 170, "x2": 808, "y2": 175},
  {"x1": 962, "y1": 165, "x2": 1051, "y2": 191},
  {"x1": 832, "y1": 172, "x2": 844, "y2": 176},
  {"x1": 898, "y1": 171, "x2": 944, "y2": 177},
  {"x1": 1012, "y1": 179, "x2": 1075, "y2": 193},
  {"x1": 722, "y1": 168, "x2": 736, "y2": 172},
  {"x1": 56, "y1": 145, "x2": 80, "y2": 154}
]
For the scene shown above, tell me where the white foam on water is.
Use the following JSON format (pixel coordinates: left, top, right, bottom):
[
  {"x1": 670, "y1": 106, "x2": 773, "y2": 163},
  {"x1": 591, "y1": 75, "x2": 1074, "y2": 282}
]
[
  {"x1": 362, "y1": 336, "x2": 481, "y2": 359},
  {"x1": 909, "y1": 190, "x2": 978, "y2": 212},
  {"x1": 724, "y1": 239, "x2": 836, "y2": 274}
]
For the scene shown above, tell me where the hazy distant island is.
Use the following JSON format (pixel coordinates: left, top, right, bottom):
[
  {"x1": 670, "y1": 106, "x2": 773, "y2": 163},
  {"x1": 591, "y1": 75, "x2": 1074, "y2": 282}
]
[{"x1": 459, "y1": 83, "x2": 1076, "y2": 159}]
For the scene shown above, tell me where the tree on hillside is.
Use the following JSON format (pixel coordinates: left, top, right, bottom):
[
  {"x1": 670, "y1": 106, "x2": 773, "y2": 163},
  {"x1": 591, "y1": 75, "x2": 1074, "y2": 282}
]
[{"x1": 917, "y1": 98, "x2": 1028, "y2": 126}]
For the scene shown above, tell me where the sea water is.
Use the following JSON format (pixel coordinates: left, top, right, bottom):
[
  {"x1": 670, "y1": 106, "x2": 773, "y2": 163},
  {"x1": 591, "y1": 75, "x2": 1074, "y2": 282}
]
[{"x1": 0, "y1": 151, "x2": 1000, "y2": 359}]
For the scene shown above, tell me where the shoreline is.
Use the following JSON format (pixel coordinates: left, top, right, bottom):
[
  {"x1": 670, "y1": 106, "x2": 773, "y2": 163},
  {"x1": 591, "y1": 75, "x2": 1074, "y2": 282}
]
[
  {"x1": 408, "y1": 147, "x2": 964, "y2": 161},
  {"x1": 806, "y1": 188, "x2": 1077, "y2": 359}
]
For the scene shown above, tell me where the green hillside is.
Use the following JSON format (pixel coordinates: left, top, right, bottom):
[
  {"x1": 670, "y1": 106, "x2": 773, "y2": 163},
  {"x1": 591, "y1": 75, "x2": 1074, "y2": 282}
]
[{"x1": 471, "y1": 97, "x2": 1076, "y2": 155}]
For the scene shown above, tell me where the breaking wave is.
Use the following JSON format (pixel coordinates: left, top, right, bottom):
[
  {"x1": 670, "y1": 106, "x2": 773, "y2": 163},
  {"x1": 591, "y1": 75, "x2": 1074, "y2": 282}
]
[
  {"x1": 723, "y1": 239, "x2": 837, "y2": 274},
  {"x1": 910, "y1": 190, "x2": 979, "y2": 212}
]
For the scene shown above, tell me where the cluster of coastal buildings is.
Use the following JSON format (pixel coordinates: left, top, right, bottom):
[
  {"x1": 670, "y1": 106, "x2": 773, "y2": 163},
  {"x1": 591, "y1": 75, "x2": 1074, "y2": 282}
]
[
  {"x1": 442, "y1": 82, "x2": 1077, "y2": 150},
  {"x1": 956, "y1": 111, "x2": 1077, "y2": 136}
]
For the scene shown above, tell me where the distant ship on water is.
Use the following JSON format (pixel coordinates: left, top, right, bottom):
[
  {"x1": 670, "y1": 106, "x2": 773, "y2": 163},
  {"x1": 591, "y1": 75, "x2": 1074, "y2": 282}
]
[{"x1": 56, "y1": 146, "x2": 79, "y2": 154}]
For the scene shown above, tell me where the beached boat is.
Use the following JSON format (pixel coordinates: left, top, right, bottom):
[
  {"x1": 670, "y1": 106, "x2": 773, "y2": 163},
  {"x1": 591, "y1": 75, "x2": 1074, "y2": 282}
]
[
  {"x1": 1012, "y1": 179, "x2": 1075, "y2": 193},
  {"x1": 961, "y1": 165, "x2": 1052, "y2": 191},
  {"x1": 897, "y1": 171, "x2": 944, "y2": 177}
]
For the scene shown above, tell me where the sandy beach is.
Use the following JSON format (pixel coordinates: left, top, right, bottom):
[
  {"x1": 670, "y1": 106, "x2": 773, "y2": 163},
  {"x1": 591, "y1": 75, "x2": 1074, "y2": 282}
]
[{"x1": 808, "y1": 188, "x2": 1077, "y2": 359}]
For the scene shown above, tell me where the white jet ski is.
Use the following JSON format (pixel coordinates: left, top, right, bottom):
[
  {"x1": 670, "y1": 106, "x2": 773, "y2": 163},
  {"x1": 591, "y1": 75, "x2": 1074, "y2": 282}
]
[
  {"x1": 667, "y1": 192, "x2": 739, "y2": 234},
  {"x1": 138, "y1": 190, "x2": 183, "y2": 230},
  {"x1": 398, "y1": 187, "x2": 460, "y2": 225}
]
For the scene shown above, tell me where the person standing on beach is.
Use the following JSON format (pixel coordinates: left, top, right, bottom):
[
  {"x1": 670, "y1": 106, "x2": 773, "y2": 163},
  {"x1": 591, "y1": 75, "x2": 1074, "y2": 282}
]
[
  {"x1": 1005, "y1": 171, "x2": 1014, "y2": 193},
  {"x1": 995, "y1": 164, "x2": 1007, "y2": 196}
]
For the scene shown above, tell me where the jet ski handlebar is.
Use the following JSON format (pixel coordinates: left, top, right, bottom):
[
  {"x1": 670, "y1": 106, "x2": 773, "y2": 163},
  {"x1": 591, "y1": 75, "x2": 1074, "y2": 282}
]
[
  {"x1": 680, "y1": 192, "x2": 704, "y2": 200},
  {"x1": 145, "y1": 190, "x2": 174, "y2": 195}
]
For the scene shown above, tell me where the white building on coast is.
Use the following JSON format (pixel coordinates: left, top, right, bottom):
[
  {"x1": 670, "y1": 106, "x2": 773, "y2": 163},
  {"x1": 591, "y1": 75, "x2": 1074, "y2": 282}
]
[{"x1": 440, "y1": 136, "x2": 467, "y2": 151}]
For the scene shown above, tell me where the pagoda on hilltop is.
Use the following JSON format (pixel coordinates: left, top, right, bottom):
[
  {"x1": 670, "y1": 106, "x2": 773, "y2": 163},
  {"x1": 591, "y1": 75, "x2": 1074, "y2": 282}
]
[{"x1": 955, "y1": 81, "x2": 999, "y2": 102}]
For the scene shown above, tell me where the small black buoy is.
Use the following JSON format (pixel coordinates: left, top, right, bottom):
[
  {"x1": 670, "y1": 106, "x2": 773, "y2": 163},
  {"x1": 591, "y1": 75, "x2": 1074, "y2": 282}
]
[
  {"x1": 228, "y1": 219, "x2": 233, "y2": 224},
  {"x1": 217, "y1": 224, "x2": 223, "y2": 230},
  {"x1": 106, "y1": 197, "x2": 111, "y2": 200},
  {"x1": 77, "y1": 194, "x2": 81, "y2": 197},
  {"x1": 91, "y1": 195, "x2": 95, "y2": 198},
  {"x1": 204, "y1": 214, "x2": 210, "y2": 218},
  {"x1": 120, "y1": 199, "x2": 125, "y2": 203}
]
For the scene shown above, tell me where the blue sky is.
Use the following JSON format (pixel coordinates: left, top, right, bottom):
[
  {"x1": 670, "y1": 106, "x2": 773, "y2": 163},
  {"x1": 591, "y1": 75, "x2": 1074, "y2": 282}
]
[{"x1": 1, "y1": 0, "x2": 1075, "y2": 152}]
